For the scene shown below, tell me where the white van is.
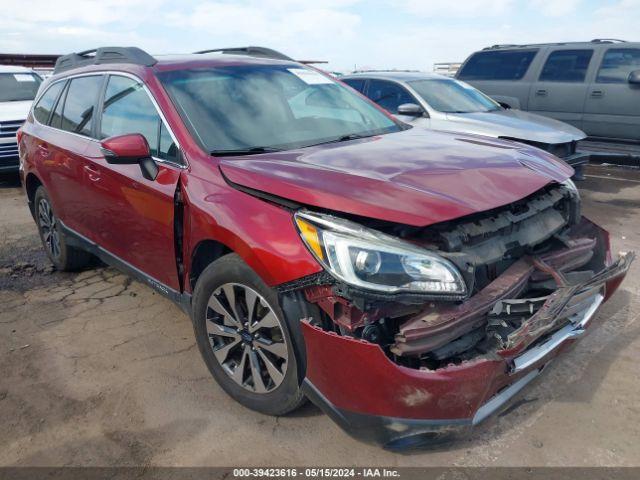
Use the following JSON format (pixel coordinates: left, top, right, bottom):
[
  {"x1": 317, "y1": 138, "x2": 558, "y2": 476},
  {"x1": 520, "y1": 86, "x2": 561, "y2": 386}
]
[{"x1": 0, "y1": 65, "x2": 42, "y2": 172}]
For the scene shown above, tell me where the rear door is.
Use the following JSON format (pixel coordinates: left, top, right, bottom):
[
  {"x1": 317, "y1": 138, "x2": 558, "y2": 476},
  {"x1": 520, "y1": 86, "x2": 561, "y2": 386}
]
[
  {"x1": 81, "y1": 73, "x2": 183, "y2": 290},
  {"x1": 34, "y1": 75, "x2": 105, "y2": 241},
  {"x1": 583, "y1": 47, "x2": 640, "y2": 140},
  {"x1": 527, "y1": 48, "x2": 594, "y2": 129}
]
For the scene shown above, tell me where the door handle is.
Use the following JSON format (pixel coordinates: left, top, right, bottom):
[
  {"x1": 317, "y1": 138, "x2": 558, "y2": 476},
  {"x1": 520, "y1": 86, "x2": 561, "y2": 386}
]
[
  {"x1": 591, "y1": 90, "x2": 604, "y2": 98},
  {"x1": 83, "y1": 164, "x2": 101, "y2": 181},
  {"x1": 535, "y1": 89, "x2": 548, "y2": 97}
]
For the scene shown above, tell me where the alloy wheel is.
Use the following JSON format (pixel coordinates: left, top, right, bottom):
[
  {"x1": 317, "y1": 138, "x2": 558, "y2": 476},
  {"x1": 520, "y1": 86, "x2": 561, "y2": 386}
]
[
  {"x1": 38, "y1": 198, "x2": 61, "y2": 259},
  {"x1": 205, "y1": 283, "x2": 289, "y2": 393}
]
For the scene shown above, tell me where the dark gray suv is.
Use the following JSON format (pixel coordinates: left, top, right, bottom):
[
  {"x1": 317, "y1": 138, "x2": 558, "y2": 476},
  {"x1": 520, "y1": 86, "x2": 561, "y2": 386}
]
[{"x1": 457, "y1": 39, "x2": 640, "y2": 143}]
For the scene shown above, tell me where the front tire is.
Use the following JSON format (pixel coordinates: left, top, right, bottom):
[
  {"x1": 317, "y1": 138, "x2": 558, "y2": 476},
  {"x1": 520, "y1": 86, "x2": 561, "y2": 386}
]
[
  {"x1": 34, "y1": 186, "x2": 92, "y2": 271},
  {"x1": 192, "y1": 254, "x2": 306, "y2": 416}
]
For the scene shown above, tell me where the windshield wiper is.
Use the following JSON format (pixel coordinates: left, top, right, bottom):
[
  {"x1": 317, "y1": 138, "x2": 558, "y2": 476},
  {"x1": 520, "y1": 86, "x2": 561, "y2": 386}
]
[
  {"x1": 210, "y1": 146, "x2": 283, "y2": 157},
  {"x1": 307, "y1": 133, "x2": 370, "y2": 148}
]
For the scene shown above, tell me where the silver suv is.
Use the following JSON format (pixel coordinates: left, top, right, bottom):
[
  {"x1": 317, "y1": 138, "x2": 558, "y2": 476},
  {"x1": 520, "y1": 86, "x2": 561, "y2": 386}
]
[
  {"x1": 0, "y1": 65, "x2": 42, "y2": 172},
  {"x1": 456, "y1": 39, "x2": 640, "y2": 143},
  {"x1": 342, "y1": 71, "x2": 589, "y2": 175}
]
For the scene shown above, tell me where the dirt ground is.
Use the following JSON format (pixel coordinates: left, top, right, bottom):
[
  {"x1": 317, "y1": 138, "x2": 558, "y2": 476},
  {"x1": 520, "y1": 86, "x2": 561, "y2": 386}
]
[{"x1": 0, "y1": 164, "x2": 639, "y2": 467}]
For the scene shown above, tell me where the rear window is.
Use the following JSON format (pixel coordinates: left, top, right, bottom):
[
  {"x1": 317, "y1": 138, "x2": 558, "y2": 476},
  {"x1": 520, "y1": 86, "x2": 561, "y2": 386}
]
[
  {"x1": 458, "y1": 50, "x2": 538, "y2": 81},
  {"x1": 59, "y1": 76, "x2": 103, "y2": 137},
  {"x1": 539, "y1": 49, "x2": 593, "y2": 83},
  {"x1": 0, "y1": 72, "x2": 42, "y2": 102},
  {"x1": 597, "y1": 48, "x2": 640, "y2": 83}
]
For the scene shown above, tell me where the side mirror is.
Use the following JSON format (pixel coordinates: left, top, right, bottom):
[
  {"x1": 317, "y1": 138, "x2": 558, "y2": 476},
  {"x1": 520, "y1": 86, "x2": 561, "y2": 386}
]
[
  {"x1": 100, "y1": 133, "x2": 158, "y2": 181},
  {"x1": 498, "y1": 102, "x2": 512, "y2": 109},
  {"x1": 628, "y1": 70, "x2": 640, "y2": 85},
  {"x1": 397, "y1": 103, "x2": 425, "y2": 117}
]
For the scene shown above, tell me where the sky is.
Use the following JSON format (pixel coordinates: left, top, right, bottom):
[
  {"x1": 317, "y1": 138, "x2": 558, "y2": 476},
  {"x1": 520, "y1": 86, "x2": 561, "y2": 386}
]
[{"x1": 0, "y1": 0, "x2": 638, "y2": 72}]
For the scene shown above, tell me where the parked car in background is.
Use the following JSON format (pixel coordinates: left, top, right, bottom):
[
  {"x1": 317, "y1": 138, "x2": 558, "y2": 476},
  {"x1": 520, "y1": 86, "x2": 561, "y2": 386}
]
[
  {"x1": 457, "y1": 39, "x2": 640, "y2": 143},
  {"x1": 19, "y1": 47, "x2": 632, "y2": 449},
  {"x1": 342, "y1": 71, "x2": 589, "y2": 177},
  {"x1": 0, "y1": 65, "x2": 42, "y2": 172}
]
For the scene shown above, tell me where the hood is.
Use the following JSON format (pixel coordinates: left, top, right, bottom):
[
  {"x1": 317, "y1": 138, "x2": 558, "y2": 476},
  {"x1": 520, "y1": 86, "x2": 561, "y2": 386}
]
[
  {"x1": 443, "y1": 109, "x2": 586, "y2": 144},
  {"x1": 219, "y1": 128, "x2": 573, "y2": 227},
  {"x1": 0, "y1": 100, "x2": 32, "y2": 123}
]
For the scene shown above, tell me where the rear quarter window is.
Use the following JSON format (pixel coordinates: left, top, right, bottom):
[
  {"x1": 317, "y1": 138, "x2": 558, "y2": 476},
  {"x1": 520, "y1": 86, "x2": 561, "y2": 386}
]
[
  {"x1": 458, "y1": 50, "x2": 538, "y2": 81},
  {"x1": 33, "y1": 81, "x2": 65, "y2": 125}
]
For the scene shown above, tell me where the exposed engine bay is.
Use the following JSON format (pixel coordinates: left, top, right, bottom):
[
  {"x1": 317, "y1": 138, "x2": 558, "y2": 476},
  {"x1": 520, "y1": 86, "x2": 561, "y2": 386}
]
[{"x1": 293, "y1": 182, "x2": 634, "y2": 370}]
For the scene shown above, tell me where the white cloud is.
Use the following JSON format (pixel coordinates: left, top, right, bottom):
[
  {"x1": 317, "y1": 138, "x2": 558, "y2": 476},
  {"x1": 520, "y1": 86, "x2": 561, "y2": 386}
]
[
  {"x1": 530, "y1": 0, "x2": 582, "y2": 17},
  {"x1": 398, "y1": 0, "x2": 514, "y2": 17},
  {"x1": 166, "y1": 2, "x2": 361, "y2": 41}
]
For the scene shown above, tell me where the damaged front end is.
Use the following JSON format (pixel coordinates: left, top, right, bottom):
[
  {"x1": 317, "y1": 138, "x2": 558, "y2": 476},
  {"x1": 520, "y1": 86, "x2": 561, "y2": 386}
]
[{"x1": 283, "y1": 181, "x2": 633, "y2": 449}]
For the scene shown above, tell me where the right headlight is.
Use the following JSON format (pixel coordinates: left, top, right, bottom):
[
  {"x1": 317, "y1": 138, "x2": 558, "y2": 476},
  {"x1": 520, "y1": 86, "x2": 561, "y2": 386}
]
[{"x1": 294, "y1": 211, "x2": 467, "y2": 296}]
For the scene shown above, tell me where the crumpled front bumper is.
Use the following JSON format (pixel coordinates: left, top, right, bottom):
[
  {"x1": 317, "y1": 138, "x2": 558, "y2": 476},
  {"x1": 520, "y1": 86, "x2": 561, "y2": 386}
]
[{"x1": 300, "y1": 222, "x2": 633, "y2": 450}]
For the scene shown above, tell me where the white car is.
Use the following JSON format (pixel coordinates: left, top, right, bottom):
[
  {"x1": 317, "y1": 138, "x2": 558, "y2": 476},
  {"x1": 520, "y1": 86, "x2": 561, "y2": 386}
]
[
  {"x1": 342, "y1": 71, "x2": 589, "y2": 178},
  {"x1": 0, "y1": 65, "x2": 42, "y2": 172}
]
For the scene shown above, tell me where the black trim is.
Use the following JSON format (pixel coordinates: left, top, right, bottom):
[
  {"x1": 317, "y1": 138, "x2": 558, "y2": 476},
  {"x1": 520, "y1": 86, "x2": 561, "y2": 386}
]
[
  {"x1": 54, "y1": 47, "x2": 156, "y2": 74},
  {"x1": 194, "y1": 46, "x2": 294, "y2": 61},
  {"x1": 301, "y1": 379, "x2": 469, "y2": 450},
  {"x1": 219, "y1": 166, "x2": 302, "y2": 209},
  {"x1": 59, "y1": 221, "x2": 192, "y2": 314}
]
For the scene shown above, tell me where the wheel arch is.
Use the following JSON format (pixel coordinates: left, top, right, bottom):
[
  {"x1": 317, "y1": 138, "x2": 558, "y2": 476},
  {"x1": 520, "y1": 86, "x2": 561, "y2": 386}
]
[
  {"x1": 188, "y1": 238, "x2": 233, "y2": 291},
  {"x1": 25, "y1": 172, "x2": 43, "y2": 216}
]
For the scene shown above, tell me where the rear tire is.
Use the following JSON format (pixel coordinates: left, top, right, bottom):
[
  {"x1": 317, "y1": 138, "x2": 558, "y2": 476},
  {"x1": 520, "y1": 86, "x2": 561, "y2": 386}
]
[
  {"x1": 192, "y1": 253, "x2": 306, "y2": 416},
  {"x1": 34, "y1": 186, "x2": 92, "y2": 271}
]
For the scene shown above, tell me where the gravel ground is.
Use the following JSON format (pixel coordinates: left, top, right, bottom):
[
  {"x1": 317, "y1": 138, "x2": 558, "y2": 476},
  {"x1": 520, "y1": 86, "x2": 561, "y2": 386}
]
[{"x1": 0, "y1": 164, "x2": 639, "y2": 467}]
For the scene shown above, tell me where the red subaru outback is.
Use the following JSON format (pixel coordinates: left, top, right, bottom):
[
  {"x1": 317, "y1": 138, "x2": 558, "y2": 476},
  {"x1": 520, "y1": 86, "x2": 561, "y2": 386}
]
[{"x1": 19, "y1": 47, "x2": 633, "y2": 449}]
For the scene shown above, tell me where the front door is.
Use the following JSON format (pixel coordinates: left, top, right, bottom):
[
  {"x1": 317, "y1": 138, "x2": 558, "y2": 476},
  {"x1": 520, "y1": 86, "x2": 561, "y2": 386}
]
[
  {"x1": 583, "y1": 47, "x2": 640, "y2": 141},
  {"x1": 527, "y1": 48, "x2": 594, "y2": 129},
  {"x1": 82, "y1": 74, "x2": 183, "y2": 290}
]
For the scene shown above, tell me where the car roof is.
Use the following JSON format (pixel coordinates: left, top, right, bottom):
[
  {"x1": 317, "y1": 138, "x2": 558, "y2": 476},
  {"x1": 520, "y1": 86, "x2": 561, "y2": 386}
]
[
  {"x1": 480, "y1": 39, "x2": 640, "y2": 51},
  {"x1": 342, "y1": 71, "x2": 448, "y2": 82},
  {"x1": 0, "y1": 65, "x2": 36, "y2": 73}
]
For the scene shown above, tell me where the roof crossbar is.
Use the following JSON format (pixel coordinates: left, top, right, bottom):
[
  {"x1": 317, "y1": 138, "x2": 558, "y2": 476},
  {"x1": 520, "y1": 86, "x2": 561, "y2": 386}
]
[
  {"x1": 194, "y1": 46, "x2": 295, "y2": 61},
  {"x1": 54, "y1": 47, "x2": 157, "y2": 74}
]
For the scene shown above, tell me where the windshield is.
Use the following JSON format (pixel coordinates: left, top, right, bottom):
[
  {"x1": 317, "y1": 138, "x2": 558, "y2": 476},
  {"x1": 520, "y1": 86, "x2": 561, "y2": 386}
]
[
  {"x1": 408, "y1": 78, "x2": 501, "y2": 113},
  {"x1": 158, "y1": 65, "x2": 403, "y2": 154},
  {"x1": 0, "y1": 72, "x2": 42, "y2": 102}
]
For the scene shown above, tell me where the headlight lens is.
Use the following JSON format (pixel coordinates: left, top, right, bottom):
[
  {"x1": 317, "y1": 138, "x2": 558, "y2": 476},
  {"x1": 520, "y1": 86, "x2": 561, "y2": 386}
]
[{"x1": 294, "y1": 211, "x2": 467, "y2": 295}]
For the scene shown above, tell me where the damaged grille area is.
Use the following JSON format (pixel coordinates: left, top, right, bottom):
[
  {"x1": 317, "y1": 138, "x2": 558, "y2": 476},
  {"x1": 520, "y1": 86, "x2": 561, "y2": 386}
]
[
  {"x1": 300, "y1": 182, "x2": 633, "y2": 371},
  {"x1": 417, "y1": 183, "x2": 580, "y2": 293}
]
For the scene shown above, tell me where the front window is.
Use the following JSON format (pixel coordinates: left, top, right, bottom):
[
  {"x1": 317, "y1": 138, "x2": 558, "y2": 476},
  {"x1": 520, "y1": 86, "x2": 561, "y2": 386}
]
[
  {"x1": 0, "y1": 72, "x2": 42, "y2": 102},
  {"x1": 158, "y1": 65, "x2": 402, "y2": 154},
  {"x1": 100, "y1": 75, "x2": 178, "y2": 162},
  {"x1": 366, "y1": 79, "x2": 417, "y2": 114},
  {"x1": 597, "y1": 48, "x2": 640, "y2": 83},
  {"x1": 408, "y1": 79, "x2": 501, "y2": 113}
]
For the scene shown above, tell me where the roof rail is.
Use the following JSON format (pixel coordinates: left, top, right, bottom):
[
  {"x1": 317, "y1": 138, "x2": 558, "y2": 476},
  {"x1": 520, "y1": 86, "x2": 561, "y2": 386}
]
[
  {"x1": 483, "y1": 44, "x2": 521, "y2": 50},
  {"x1": 54, "y1": 47, "x2": 157, "y2": 74},
  {"x1": 193, "y1": 46, "x2": 295, "y2": 61},
  {"x1": 351, "y1": 69, "x2": 421, "y2": 73},
  {"x1": 591, "y1": 38, "x2": 627, "y2": 43}
]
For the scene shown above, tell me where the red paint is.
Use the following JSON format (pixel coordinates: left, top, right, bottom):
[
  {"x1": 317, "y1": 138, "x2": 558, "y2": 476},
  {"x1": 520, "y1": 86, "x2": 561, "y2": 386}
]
[
  {"x1": 220, "y1": 128, "x2": 573, "y2": 227},
  {"x1": 101, "y1": 133, "x2": 150, "y2": 159}
]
